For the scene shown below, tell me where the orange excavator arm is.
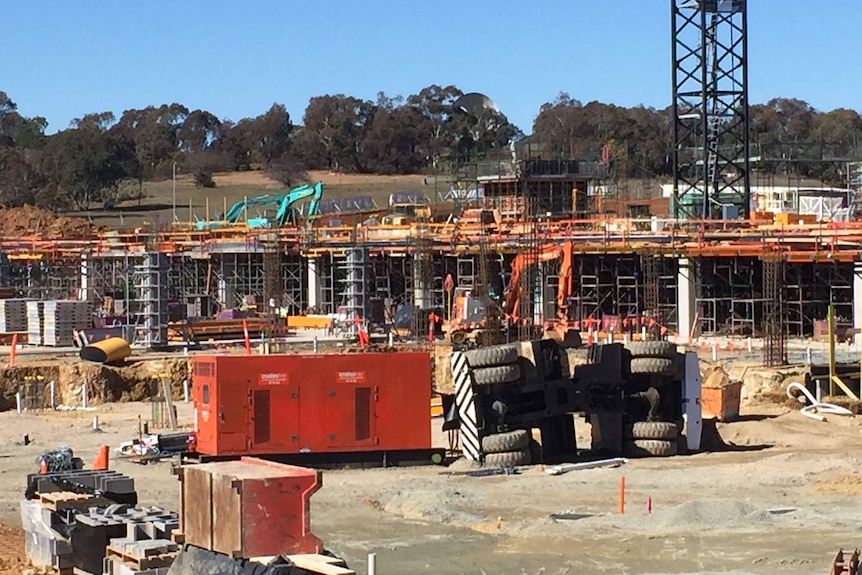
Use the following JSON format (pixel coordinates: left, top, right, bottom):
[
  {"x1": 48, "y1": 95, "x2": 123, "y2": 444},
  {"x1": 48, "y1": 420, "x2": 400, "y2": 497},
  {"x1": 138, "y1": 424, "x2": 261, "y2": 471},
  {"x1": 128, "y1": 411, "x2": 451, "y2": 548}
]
[{"x1": 504, "y1": 243, "x2": 566, "y2": 320}]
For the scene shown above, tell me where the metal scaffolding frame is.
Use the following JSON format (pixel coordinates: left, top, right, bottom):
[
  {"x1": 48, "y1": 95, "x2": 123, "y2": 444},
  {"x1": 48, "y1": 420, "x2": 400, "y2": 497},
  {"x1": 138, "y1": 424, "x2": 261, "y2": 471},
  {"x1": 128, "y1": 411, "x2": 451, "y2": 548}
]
[
  {"x1": 784, "y1": 262, "x2": 853, "y2": 337},
  {"x1": 672, "y1": 0, "x2": 750, "y2": 218},
  {"x1": 132, "y1": 252, "x2": 167, "y2": 347},
  {"x1": 696, "y1": 257, "x2": 761, "y2": 336}
]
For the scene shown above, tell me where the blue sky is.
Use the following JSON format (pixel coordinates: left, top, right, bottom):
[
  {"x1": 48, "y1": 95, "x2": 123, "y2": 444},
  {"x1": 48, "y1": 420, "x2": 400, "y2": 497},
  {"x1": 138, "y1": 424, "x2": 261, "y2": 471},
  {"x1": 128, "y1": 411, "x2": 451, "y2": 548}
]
[{"x1": 4, "y1": 0, "x2": 860, "y2": 133}]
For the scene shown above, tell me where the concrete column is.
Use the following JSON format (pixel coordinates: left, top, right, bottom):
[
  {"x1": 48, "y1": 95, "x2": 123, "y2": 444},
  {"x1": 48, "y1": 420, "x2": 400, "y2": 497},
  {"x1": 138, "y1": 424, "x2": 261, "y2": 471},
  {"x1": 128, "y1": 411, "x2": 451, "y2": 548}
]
[
  {"x1": 78, "y1": 254, "x2": 90, "y2": 301},
  {"x1": 307, "y1": 257, "x2": 323, "y2": 312},
  {"x1": 677, "y1": 257, "x2": 697, "y2": 343},
  {"x1": 854, "y1": 262, "x2": 862, "y2": 349},
  {"x1": 413, "y1": 254, "x2": 427, "y2": 311}
]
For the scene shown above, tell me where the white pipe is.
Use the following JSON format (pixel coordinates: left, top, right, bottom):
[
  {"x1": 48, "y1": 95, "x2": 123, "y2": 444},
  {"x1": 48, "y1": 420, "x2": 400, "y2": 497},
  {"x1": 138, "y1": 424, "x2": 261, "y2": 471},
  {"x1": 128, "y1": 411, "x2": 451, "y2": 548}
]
[
  {"x1": 82, "y1": 384, "x2": 88, "y2": 409},
  {"x1": 183, "y1": 379, "x2": 190, "y2": 403},
  {"x1": 388, "y1": 332, "x2": 394, "y2": 347},
  {"x1": 368, "y1": 553, "x2": 377, "y2": 575},
  {"x1": 49, "y1": 381, "x2": 55, "y2": 410},
  {"x1": 712, "y1": 344, "x2": 718, "y2": 362},
  {"x1": 747, "y1": 337, "x2": 752, "y2": 352},
  {"x1": 806, "y1": 347, "x2": 812, "y2": 364},
  {"x1": 16, "y1": 392, "x2": 21, "y2": 414},
  {"x1": 785, "y1": 381, "x2": 853, "y2": 422},
  {"x1": 92, "y1": 416, "x2": 99, "y2": 431},
  {"x1": 313, "y1": 336, "x2": 319, "y2": 353}
]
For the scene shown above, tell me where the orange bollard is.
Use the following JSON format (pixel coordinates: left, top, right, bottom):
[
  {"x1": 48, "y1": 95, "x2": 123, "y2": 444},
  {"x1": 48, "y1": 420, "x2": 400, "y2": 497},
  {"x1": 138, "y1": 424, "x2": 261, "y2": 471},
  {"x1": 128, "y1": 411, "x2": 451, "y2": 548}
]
[
  {"x1": 39, "y1": 459, "x2": 48, "y2": 474},
  {"x1": 618, "y1": 476, "x2": 626, "y2": 514},
  {"x1": 92, "y1": 445, "x2": 109, "y2": 471}
]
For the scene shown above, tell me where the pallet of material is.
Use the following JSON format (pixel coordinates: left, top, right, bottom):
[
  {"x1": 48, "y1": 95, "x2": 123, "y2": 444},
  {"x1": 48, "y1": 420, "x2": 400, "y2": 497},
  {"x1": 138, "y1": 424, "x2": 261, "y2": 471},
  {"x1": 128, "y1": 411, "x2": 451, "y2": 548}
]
[
  {"x1": 105, "y1": 546, "x2": 177, "y2": 571},
  {"x1": 38, "y1": 491, "x2": 113, "y2": 512}
]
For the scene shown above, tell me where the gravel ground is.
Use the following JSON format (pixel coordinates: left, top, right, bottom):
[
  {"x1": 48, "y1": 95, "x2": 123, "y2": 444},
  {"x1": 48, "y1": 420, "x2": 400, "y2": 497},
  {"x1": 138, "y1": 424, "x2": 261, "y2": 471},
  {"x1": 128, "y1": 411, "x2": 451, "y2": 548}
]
[{"x1": 0, "y1": 401, "x2": 859, "y2": 574}]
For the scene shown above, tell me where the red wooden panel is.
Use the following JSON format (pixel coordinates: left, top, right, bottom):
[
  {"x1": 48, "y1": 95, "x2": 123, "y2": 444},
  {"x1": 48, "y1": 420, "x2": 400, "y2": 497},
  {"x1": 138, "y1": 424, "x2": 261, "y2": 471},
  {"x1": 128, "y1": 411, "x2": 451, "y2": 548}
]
[{"x1": 180, "y1": 466, "x2": 212, "y2": 551}]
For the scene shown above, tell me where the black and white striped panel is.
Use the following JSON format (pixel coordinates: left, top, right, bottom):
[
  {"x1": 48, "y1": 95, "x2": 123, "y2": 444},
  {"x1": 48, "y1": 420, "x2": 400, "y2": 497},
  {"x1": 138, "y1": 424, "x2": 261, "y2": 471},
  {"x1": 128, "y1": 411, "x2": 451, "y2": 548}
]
[{"x1": 452, "y1": 351, "x2": 481, "y2": 461}]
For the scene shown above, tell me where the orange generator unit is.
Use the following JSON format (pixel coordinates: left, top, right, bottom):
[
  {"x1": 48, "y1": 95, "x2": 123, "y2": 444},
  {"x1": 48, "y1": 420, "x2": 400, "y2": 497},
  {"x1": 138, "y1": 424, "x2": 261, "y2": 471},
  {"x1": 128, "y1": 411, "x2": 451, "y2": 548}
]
[{"x1": 189, "y1": 352, "x2": 440, "y2": 464}]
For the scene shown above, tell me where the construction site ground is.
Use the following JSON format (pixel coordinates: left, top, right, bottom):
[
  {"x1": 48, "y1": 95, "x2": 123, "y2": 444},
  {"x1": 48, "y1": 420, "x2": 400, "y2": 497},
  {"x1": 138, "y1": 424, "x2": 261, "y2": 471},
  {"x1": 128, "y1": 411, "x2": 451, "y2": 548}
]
[{"x1": 0, "y1": 395, "x2": 860, "y2": 575}]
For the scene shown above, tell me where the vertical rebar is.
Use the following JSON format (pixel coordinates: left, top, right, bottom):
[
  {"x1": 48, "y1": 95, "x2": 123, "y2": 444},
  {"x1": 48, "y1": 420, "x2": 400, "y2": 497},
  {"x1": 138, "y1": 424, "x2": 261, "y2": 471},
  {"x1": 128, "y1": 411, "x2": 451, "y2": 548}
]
[{"x1": 762, "y1": 255, "x2": 786, "y2": 367}]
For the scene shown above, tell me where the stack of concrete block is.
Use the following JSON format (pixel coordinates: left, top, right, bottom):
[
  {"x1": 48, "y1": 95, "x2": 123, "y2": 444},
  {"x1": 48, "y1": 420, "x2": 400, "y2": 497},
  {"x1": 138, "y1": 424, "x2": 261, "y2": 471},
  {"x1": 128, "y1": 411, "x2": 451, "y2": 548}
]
[
  {"x1": 26, "y1": 300, "x2": 43, "y2": 345},
  {"x1": 0, "y1": 298, "x2": 28, "y2": 333},
  {"x1": 26, "y1": 469, "x2": 138, "y2": 506},
  {"x1": 21, "y1": 499, "x2": 75, "y2": 572},
  {"x1": 75, "y1": 506, "x2": 180, "y2": 575},
  {"x1": 43, "y1": 300, "x2": 91, "y2": 346}
]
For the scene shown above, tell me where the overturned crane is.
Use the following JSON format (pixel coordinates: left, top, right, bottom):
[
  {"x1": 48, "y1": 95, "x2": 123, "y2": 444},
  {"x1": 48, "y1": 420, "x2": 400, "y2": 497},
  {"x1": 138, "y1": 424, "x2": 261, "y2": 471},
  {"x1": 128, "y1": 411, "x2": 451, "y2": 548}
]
[{"x1": 445, "y1": 339, "x2": 703, "y2": 465}]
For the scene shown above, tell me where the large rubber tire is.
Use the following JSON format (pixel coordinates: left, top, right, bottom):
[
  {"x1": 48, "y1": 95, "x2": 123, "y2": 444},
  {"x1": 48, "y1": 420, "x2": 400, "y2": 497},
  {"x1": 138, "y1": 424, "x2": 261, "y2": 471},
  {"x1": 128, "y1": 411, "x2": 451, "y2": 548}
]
[
  {"x1": 481, "y1": 429, "x2": 530, "y2": 454},
  {"x1": 626, "y1": 341, "x2": 677, "y2": 359},
  {"x1": 464, "y1": 344, "x2": 520, "y2": 368},
  {"x1": 484, "y1": 447, "x2": 531, "y2": 467},
  {"x1": 623, "y1": 439, "x2": 678, "y2": 458},
  {"x1": 472, "y1": 364, "x2": 521, "y2": 386},
  {"x1": 630, "y1": 357, "x2": 675, "y2": 377},
  {"x1": 624, "y1": 421, "x2": 679, "y2": 441}
]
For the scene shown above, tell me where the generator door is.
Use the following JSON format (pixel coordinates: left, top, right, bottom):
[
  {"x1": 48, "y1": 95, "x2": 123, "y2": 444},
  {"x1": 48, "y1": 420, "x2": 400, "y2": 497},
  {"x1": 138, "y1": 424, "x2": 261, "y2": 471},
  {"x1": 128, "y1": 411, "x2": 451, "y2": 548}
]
[
  {"x1": 326, "y1": 372, "x2": 377, "y2": 448},
  {"x1": 216, "y1": 377, "x2": 248, "y2": 452},
  {"x1": 250, "y1": 383, "x2": 299, "y2": 450}
]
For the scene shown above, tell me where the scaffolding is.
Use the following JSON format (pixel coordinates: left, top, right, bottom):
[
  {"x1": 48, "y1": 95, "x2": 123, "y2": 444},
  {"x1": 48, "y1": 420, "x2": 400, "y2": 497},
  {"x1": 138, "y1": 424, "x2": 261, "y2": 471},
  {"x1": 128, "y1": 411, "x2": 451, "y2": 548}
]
[
  {"x1": 132, "y1": 252, "x2": 167, "y2": 348},
  {"x1": 339, "y1": 242, "x2": 370, "y2": 336},
  {"x1": 696, "y1": 257, "x2": 761, "y2": 336}
]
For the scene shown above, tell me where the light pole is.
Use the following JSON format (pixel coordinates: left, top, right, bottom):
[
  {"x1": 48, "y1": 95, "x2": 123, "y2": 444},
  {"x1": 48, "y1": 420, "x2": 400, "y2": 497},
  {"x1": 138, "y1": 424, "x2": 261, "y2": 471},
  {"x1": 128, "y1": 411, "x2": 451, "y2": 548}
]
[{"x1": 172, "y1": 161, "x2": 177, "y2": 222}]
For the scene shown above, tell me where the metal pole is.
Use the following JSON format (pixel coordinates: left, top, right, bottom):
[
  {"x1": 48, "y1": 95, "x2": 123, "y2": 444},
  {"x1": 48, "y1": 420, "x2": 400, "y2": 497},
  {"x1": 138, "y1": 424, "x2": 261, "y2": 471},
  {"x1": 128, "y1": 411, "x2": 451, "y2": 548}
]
[
  {"x1": 172, "y1": 162, "x2": 177, "y2": 222},
  {"x1": 828, "y1": 304, "x2": 835, "y2": 397},
  {"x1": 367, "y1": 553, "x2": 377, "y2": 575}
]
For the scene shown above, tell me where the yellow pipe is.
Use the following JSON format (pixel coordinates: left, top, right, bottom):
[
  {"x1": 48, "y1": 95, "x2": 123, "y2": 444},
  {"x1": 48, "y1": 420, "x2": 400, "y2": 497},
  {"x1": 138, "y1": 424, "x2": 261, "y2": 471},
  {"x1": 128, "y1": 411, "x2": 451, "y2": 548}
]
[{"x1": 80, "y1": 337, "x2": 131, "y2": 365}]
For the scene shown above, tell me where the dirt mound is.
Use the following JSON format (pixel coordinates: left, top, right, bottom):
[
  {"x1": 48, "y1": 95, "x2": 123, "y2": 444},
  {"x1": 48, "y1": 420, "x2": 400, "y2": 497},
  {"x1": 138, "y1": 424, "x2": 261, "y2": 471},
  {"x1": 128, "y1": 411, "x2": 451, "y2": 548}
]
[
  {"x1": 0, "y1": 522, "x2": 25, "y2": 573},
  {"x1": 810, "y1": 473, "x2": 862, "y2": 496},
  {"x1": 0, "y1": 206, "x2": 97, "y2": 239},
  {"x1": 0, "y1": 358, "x2": 191, "y2": 411}
]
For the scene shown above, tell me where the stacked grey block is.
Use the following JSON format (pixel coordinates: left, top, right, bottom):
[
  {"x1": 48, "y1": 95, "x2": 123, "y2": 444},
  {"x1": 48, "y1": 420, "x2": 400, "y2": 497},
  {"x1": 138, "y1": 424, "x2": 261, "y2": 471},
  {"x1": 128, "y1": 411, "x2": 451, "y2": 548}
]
[
  {"x1": 103, "y1": 506, "x2": 180, "y2": 575},
  {"x1": 26, "y1": 300, "x2": 43, "y2": 345},
  {"x1": 0, "y1": 298, "x2": 28, "y2": 333},
  {"x1": 21, "y1": 499, "x2": 74, "y2": 571},
  {"x1": 43, "y1": 300, "x2": 91, "y2": 346},
  {"x1": 28, "y1": 469, "x2": 137, "y2": 502}
]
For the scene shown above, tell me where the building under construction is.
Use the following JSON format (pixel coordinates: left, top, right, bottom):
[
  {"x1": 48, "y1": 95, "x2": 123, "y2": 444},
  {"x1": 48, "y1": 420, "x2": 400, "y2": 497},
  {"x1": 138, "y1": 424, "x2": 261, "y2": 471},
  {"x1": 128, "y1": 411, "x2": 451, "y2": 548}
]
[{"x1": 3, "y1": 152, "x2": 862, "y2": 366}]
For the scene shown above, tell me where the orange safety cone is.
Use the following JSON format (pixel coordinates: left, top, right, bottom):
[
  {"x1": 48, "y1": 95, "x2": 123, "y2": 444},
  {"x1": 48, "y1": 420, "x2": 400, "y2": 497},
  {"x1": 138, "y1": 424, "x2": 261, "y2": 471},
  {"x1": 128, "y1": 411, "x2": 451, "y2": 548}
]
[
  {"x1": 92, "y1": 445, "x2": 109, "y2": 471},
  {"x1": 39, "y1": 459, "x2": 48, "y2": 474}
]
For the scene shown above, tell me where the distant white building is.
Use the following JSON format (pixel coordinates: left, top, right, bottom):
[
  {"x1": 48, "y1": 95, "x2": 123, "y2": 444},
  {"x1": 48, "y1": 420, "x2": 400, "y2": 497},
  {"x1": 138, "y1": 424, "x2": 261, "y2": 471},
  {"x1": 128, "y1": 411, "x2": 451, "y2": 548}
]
[{"x1": 660, "y1": 184, "x2": 855, "y2": 221}]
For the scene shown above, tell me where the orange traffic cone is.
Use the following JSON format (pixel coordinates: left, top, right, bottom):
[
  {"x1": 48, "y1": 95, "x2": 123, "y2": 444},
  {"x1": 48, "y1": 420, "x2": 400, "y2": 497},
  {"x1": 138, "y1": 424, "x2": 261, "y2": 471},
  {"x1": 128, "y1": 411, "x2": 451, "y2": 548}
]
[
  {"x1": 92, "y1": 445, "x2": 109, "y2": 471},
  {"x1": 39, "y1": 459, "x2": 48, "y2": 474}
]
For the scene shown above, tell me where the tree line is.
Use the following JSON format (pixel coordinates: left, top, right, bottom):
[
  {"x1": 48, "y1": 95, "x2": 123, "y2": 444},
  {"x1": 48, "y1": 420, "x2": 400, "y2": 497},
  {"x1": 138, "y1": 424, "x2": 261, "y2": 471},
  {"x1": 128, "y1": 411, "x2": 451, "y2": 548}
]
[{"x1": 1, "y1": 86, "x2": 860, "y2": 212}]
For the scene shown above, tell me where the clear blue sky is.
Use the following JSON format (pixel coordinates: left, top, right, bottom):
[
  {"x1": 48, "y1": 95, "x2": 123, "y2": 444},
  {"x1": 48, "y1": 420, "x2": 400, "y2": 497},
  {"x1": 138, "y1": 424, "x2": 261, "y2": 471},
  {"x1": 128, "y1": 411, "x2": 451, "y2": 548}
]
[{"x1": 4, "y1": 0, "x2": 860, "y2": 134}]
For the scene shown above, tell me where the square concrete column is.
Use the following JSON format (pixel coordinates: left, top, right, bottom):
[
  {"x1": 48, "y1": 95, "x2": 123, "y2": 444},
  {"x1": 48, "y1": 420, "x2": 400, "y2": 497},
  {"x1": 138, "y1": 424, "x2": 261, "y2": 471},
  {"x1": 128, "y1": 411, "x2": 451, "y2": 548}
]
[
  {"x1": 854, "y1": 262, "x2": 862, "y2": 349},
  {"x1": 307, "y1": 257, "x2": 323, "y2": 312},
  {"x1": 78, "y1": 254, "x2": 90, "y2": 301},
  {"x1": 677, "y1": 257, "x2": 697, "y2": 343}
]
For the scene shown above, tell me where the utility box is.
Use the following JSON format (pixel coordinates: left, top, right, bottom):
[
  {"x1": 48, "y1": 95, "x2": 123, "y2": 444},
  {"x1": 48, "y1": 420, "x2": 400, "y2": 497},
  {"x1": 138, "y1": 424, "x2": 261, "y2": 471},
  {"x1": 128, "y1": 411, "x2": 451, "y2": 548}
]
[
  {"x1": 191, "y1": 352, "x2": 432, "y2": 457},
  {"x1": 179, "y1": 457, "x2": 322, "y2": 558}
]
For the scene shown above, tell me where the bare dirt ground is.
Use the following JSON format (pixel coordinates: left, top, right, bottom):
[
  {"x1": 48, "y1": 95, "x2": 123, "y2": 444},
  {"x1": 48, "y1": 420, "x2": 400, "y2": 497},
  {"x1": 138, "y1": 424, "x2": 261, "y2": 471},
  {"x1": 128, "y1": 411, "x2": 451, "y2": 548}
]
[
  {"x1": 0, "y1": 401, "x2": 859, "y2": 574},
  {"x1": 71, "y1": 170, "x2": 447, "y2": 229}
]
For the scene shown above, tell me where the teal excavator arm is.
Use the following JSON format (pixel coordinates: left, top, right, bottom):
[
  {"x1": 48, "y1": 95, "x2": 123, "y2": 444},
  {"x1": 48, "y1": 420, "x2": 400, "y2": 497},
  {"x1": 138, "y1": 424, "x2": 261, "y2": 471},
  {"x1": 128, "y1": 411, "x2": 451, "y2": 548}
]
[
  {"x1": 275, "y1": 181, "x2": 325, "y2": 226},
  {"x1": 224, "y1": 194, "x2": 274, "y2": 223}
]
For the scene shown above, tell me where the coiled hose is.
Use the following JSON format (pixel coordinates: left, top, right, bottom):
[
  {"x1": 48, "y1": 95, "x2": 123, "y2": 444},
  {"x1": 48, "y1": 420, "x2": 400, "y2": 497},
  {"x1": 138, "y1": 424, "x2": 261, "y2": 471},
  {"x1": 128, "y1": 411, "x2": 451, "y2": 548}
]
[{"x1": 785, "y1": 381, "x2": 853, "y2": 421}]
